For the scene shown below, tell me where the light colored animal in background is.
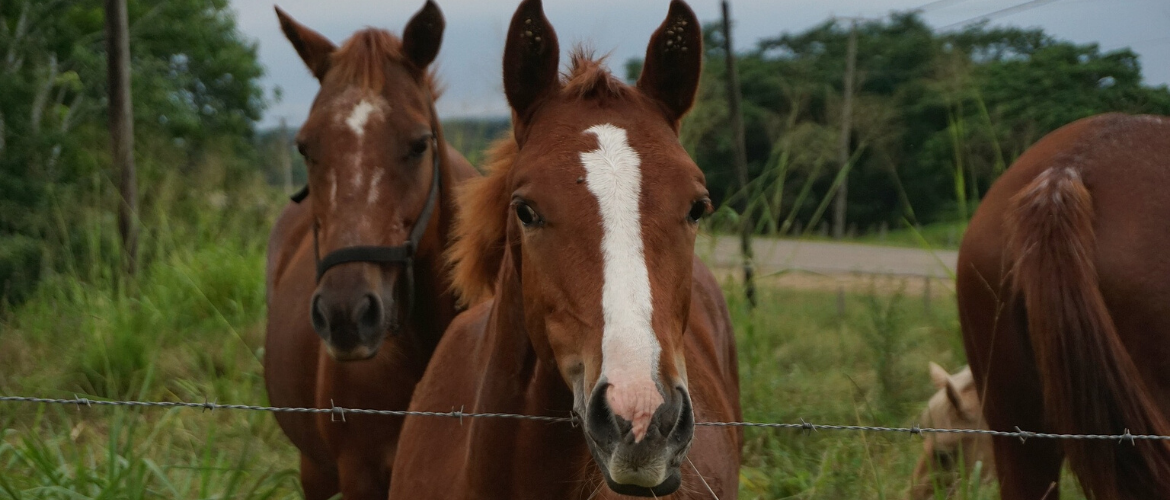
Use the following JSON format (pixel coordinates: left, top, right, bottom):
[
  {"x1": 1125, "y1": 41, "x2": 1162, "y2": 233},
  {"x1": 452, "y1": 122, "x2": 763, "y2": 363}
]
[{"x1": 909, "y1": 362, "x2": 994, "y2": 500}]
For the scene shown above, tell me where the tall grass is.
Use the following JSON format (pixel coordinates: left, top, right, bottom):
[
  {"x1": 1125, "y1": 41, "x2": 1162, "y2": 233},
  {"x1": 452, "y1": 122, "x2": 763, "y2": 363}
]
[
  {"x1": 0, "y1": 155, "x2": 301, "y2": 498},
  {"x1": 727, "y1": 277, "x2": 962, "y2": 499}
]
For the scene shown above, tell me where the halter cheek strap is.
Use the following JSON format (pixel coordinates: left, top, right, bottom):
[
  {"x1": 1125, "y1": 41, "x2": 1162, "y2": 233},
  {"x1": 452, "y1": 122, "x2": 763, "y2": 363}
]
[{"x1": 291, "y1": 134, "x2": 442, "y2": 323}]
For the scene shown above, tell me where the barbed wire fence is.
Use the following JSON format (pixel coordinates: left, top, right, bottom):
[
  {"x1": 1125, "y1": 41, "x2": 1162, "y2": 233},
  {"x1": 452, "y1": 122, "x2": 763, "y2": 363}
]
[{"x1": 2, "y1": 394, "x2": 1164, "y2": 445}]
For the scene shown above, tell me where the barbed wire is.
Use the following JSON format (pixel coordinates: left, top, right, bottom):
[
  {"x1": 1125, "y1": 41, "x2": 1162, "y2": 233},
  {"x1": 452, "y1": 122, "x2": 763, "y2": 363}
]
[{"x1": 3, "y1": 394, "x2": 1166, "y2": 444}]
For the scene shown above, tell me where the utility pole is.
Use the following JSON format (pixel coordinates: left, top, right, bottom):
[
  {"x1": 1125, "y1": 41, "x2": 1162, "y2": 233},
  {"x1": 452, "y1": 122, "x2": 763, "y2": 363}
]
[
  {"x1": 833, "y1": 19, "x2": 858, "y2": 240},
  {"x1": 721, "y1": 0, "x2": 756, "y2": 308},
  {"x1": 106, "y1": 0, "x2": 137, "y2": 275}
]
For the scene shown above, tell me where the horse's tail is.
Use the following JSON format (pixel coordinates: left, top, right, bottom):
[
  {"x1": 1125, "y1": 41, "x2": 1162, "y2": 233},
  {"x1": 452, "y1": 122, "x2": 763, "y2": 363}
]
[{"x1": 1008, "y1": 166, "x2": 1170, "y2": 498}]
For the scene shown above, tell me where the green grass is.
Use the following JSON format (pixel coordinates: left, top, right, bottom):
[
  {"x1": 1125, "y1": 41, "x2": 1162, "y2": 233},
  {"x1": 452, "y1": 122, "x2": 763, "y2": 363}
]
[
  {"x1": 726, "y1": 277, "x2": 963, "y2": 499},
  {"x1": 721, "y1": 277, "x2": 1087, "y2": 499},
  {"x1": 0, "y1": 165, "x2": 302, "y2": 498}
]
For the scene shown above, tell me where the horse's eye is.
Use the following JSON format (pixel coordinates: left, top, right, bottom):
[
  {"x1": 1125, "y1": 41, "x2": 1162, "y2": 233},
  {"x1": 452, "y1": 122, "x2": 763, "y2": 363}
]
[
  {"x1": 408, "y1": 137, "x2": 430, "y2": 158},
  {"x1": 296, "y1": 141, "x2": 307, "y2": 158},
  {"x1": 514, "y1": 201, "x2": 541, "y2": 227},
  {"x1": 687, "y1": 199, "x2": 710, "y2": 223}
]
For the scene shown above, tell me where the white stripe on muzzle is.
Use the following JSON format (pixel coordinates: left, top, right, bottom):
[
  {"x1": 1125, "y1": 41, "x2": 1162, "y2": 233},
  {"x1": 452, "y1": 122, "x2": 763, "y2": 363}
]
[{"x1": 580, "y1": 123, "x2": 663, "y2": 443}]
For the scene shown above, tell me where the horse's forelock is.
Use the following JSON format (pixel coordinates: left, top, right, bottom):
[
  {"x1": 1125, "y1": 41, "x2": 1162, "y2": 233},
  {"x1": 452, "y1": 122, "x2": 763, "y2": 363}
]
[
  {"x1": 329, "y1": 28, "x2": 441, "y2": 98},
  {"x1": 562, "y1": 46, "x2": 631, "y2": 102}
]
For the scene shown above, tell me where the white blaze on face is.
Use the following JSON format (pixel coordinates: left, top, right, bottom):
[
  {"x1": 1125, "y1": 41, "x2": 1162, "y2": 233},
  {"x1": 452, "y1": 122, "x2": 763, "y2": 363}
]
[
  {"x1": 327, "y1": 170, "x2": 338, "y2": 209},
  {"x1": 367, "y1": 170, "x2": 384, "y2": 205},
  {"x1": 336, "y1": 97, "x2": 389, "y2": 206},
  {"x1": 345, "y1": 99, "x2": 377, "y2": 138},
  {"x1": 580, "y1": 123, "x2": 663, "y2": 443},
  {"x1": 346, "y1": 100, "x2": 375, "y2": 192}
]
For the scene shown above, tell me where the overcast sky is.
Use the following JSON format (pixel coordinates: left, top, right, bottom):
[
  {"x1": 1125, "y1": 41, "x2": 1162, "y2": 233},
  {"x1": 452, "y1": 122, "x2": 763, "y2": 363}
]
[{"x1": 231, "y1": 0, "x2": 1170, "y2": 128}]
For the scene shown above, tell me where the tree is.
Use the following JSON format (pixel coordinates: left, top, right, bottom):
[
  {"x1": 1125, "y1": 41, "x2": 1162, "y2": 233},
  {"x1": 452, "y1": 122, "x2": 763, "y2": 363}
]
[
  {"x1": 634, "y1": 12, "x2": 1170, "y2": 235},
  {"x1": 0, "y1": 0, "x2": 266, "y2": 301}
]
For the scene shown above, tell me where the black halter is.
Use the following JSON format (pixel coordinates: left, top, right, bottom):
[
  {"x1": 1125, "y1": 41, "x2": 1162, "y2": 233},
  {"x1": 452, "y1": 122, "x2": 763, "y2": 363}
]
[{"x1": 290, "y1": 134, "x2": 442, "y2": 320}]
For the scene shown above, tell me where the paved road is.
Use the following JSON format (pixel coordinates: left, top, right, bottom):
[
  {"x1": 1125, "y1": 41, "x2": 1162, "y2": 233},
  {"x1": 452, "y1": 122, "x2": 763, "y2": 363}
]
[{"x1": 698, "y1": 235, "x2": 958, "y2": 278}]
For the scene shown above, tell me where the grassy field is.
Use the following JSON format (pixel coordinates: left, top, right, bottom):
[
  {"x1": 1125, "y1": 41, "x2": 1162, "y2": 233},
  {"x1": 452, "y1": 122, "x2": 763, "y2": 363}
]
[{"x1": 0, "y1": 197, "x2": 1083, "y2": 499}]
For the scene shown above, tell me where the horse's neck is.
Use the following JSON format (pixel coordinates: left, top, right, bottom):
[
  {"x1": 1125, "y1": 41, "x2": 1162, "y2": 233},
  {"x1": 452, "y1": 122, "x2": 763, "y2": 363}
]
[
  {"x1": 462, "y1": 264, "x2": 594, "y2": 498},
  {"x1": 473, "y1": 264, "x2": 543, "y2": 413}
]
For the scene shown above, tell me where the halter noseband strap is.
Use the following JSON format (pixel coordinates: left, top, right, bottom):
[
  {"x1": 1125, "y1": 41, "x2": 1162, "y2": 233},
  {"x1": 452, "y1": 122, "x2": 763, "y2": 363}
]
[{"x1": 291, "y1": 134, "x2": 442, "y2": 320}]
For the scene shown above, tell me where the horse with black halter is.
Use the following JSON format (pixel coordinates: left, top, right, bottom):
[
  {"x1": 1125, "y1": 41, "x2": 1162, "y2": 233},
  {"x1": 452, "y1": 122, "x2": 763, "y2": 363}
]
[
  {"x1": 389, "y1": 1, "x2": 742, "y2": 498},
  {"x1": 958, "y1": 113, "x2": 1170, "y2": 499},
  {"x1": 263, "y1": 2, "x2": 477, "y2": 498}
]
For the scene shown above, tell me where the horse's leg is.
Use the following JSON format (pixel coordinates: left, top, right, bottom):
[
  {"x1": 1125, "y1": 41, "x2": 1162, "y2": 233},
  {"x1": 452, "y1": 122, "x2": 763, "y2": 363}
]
[
  {"x1": 987, "y1": 432, "x2": 1063, "y2": 499},
  {"x1": 958, "y1": 258, "x2": 1064, "y2": 499},
  {"x1": 299, "y1": 453, "x2": 339, "y2": 500},
  {"x1": 972, "y1": 312, "x2": 1065, "y2": 498}
]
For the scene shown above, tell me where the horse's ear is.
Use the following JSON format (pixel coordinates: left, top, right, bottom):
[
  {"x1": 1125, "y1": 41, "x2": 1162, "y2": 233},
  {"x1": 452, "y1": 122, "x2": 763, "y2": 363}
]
[
  {"x1": 402, "y1": 0, "x2": 445, "y2": 70},
  {"x1": 637, "y1": 0, "x2": 702, "y2": 127},
  {"x1": 503, "y1": 0, "x2": 560, "y2": 125},
  {"x1": 945, "y1": 379, "x2": 964, "y2": 413},
  {"x1": 275, "y1": 6, "x2": 336, "y2": 81},
  {"x1": 929, "y1": 361, "x2": 950, "y2": 389}
]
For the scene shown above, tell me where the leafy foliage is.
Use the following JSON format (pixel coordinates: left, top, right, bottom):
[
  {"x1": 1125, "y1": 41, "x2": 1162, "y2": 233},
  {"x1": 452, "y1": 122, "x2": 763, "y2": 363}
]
[
  {"x1": 653, "y1": 13, "x2": 1170, "y2": 234},
  {"x1": 0, "y1": 0, "x2": 266, "y2": 303}
]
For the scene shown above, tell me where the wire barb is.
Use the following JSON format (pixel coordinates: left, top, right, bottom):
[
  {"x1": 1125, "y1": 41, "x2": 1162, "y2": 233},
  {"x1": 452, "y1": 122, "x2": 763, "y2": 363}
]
[
  {"x1": 1014, "y1": 426, "x2": 1033, "y2": 443},
  {"x1": 1121, "y1": 428, "x2": 1135, "y2": 445},
  {"x1": 73, "y1": 394, "x2": 90, "y2": 412},
  {"x1": 799, "y1": 418, "x2": 817, "y2": 435}
]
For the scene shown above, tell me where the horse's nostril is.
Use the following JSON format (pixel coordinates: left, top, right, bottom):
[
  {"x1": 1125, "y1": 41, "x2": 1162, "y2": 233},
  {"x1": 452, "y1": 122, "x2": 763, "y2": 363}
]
[
  {"x1": 586, "y1": 382, "x2": 624, "y2": 444},
  {"x1": 666, "y1": 388, "x2": 694, "y2": 445},
  {"x1": 310, "y1": 294, "x2": 329, "y2": 336},
  {"x1": 355, "y1": 293, "x2": 383, "y2": 332}
]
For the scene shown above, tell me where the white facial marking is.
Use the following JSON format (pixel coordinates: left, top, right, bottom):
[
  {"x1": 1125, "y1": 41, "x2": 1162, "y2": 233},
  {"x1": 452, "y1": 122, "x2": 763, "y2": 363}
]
[
  {"x1": 327, "y1": 170, "x2": 338, "y2": 209},
  {"x1": 367, "y1": 170, "x2": 384, "y2": 205},
  {"x1": 335, "y1": 97, "x2": 389, "y2": 205},
  {"x1": 580, "y1": 123, "x2": 663, "y2": 443},
  {"x1": 345, "y1": 99, "x2": 377, "y2": 138},
  {"x1": 351, "y1": 170, "x2": 364, "y2": 190}
]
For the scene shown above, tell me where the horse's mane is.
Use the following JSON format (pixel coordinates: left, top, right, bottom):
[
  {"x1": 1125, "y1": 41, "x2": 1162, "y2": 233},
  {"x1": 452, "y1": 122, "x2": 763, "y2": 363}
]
[
  {"x1": 330, "y1": 28, "x2": 442, "y2": 98},
  {"x1": 447, "y1": 48, "x2": 630, "y2": 304}
]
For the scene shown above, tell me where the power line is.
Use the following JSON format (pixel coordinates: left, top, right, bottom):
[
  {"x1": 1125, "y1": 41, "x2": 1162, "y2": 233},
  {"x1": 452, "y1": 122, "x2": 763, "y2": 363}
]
[
  {"x1": 938, "y1": 0, "x2": 1063, "y2": 32},
  {"x1": 915, "y1": 0, "x2": 972, "y2": 13}
]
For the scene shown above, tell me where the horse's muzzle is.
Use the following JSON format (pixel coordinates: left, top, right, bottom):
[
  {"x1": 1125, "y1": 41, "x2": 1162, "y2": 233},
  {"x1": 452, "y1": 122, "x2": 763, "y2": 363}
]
[
  {"x1": 309, "y1": 283, "x2": 393, "y2": 361},
  {"x1": 582, "y1": 382, "x2": 695, "y2": 497}
]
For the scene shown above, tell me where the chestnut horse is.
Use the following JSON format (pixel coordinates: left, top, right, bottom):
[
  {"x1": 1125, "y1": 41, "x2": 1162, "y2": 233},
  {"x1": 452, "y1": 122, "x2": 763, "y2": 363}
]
[
  {"x1": 264, "y1": 2, "x2": 477, "y2": 499},
  {"x1": 389, "y1": 1, "x2": 741, "y2": 498},
  {"x1": 958, "y1": 113, "x2": 1170, "y2": 499}
]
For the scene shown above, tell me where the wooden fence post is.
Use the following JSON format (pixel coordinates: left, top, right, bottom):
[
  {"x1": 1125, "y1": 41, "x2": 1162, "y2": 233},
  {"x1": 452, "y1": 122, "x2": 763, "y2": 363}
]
[
  {"x1": 721, "y1": 0, "x2": 755, "y2": 308},
  {"x1": 106, "y1": 0, "x2": 137, "y2": 275}
]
